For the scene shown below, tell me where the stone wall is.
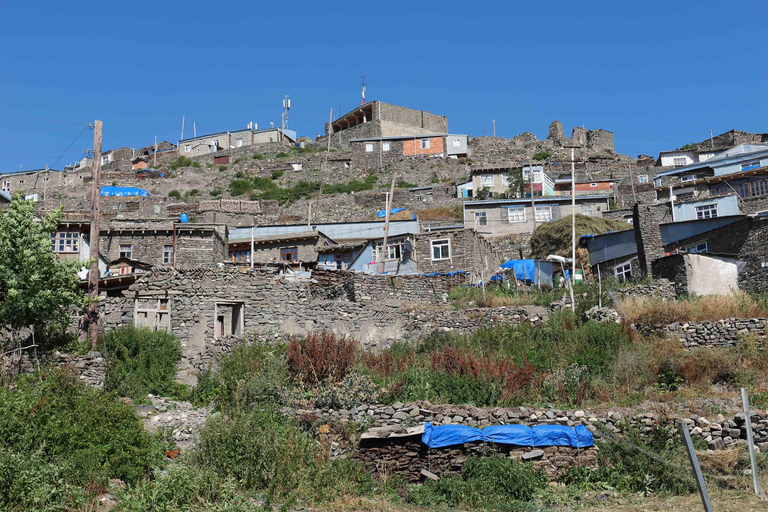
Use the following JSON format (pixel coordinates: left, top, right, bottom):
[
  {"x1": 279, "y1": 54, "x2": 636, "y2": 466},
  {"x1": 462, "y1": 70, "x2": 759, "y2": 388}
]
[
  {"x1": 413, "y1": 228, "x2": 503, "y2": 280},
  {"x1": 5, "y1": 351, "x2": 106, "y2": 389},
  {"x1": 633, "y1": 202, "x2": 673, "y2": 277},
  {"x1": 664, "y1": 318, "x2": 767, "y2": 348},
  {"x1": 618, "y1": 278, "x2": 676, "y2": 300}
]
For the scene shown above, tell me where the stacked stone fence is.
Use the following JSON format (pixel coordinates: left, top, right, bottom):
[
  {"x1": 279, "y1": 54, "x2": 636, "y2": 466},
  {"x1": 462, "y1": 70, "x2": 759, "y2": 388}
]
[
  {"x1": 663, "y1": 318, "x2": 767, "y2": 348},
  {"x1": 3, "y1": 350, "x2": 106, "y2": 389},
  {"x1": 619, "y1": 278, "x2": 676, "y2": 300},
  {"x1": 166, "y1": 199, "x2": 279, "y2": 217}
]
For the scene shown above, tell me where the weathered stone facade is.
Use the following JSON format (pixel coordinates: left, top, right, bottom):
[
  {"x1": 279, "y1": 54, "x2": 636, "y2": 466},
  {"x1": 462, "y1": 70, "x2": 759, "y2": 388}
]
[
  {"x1": 100, "y1": 221, "x2": 228, "y2": 267},
  {"x1": 632, "y1": 202, "x2": 673, "y2": 277},
  {"x1": 412, "y1": 228, "x2": 502, "y2": 279}
]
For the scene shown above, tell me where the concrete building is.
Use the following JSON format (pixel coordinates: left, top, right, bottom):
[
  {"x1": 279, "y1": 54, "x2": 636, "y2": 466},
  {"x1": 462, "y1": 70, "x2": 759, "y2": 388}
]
[
  {"x1": 179, "y1": 126, "x2": 296, "y2": 157},
  {"x1": 657, "y1": 149, "x2": 720, "y2": 168},
  {"x1": 553, "y1": 178, "x2": 617, "y2": 197},
  {"x1": 464, "y1": 195, "x2": 611, "y2": 238},
  {"x1": 325, "y1": 101, "x2": 448, "y2": 147}
]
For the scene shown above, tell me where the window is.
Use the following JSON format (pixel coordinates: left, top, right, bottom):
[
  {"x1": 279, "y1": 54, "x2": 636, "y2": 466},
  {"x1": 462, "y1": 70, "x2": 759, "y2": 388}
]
[
  {"x1": 687, "y1": 242, "x2": 708, "y2": 253},
  {"x1": 695, "y1": 204, "x2": 718, "y2": 219},
  {"x1": 421, "y1": 139, "x2": 430, "y2": 149},
  {"x1": 50, "y1": 232, "x2": 79, "y2": 253},
  {"x1": 163, "y1": 245, "x2": 174, "y2": 264},
  {"x1": 654, "y1": 178, "x2": 662, "y2": 187},
  {"x1": 502, "y1": 174, "x2": 510, "y2": 187},
  {"x1": 236, "y1": 138, "x2": 243, "y2": 147},
  {"x1": 580, "y1": 205, "x2": 592, "y2": 216},
  {"x1": 382, "y1": 142, "x2": 390, "y2": 152},
  {"x1": 480, "y1": 174, "x2": 494, "y2": 187},
  {"x1": 452, "y1": 138, "x2": 461, "y2": 148},
  {"x1": 614, "y1": 262, "x2": 632, "y2": 282},
  {"x1": 134, "y1": 297, "x2": 171, "y2": 332},
  {"x1": 590, "y1": 183, "x2": 598, "y2": 187},
  {"x1": 508, "y1": 207, "x2": 526, "y2": 223},
  {"x1": 212, "y1": 139, "x2": 219, "y2": 147},
  {"x1": 534, "y1": 206, "x2": 551, "y2": 222},
  {"x1": 675, "y1": 191, "x2": 694, "y2": 199},
  {"x1": 431, "y1": 239, "x2": 450, "y2": 261},
  {"x1": 229, "y1": 250, "x2": 250, "y2": 263},
  {"x1": 680, "y1": 175, "x2": 696, "y2": 182},
  {"x1": 1, "y1": 180, "x2": 9, "y2": 192},
  {"x1": 280, "y1": 246, "x2": 298, "y2": 262},
  {"x1": 673, "y1": 157, "x2": 687, "y2": 167},
  {"x1": 374, "y1": 240, "x2": 403, "y2": 261},
  {"x1": 184, "y1": 145, "x2": 190, "y2": 153},
  {"x1": 638, "y1": 175, "x2": 648, "y2": 184},
  {"x1": 335, "y1": 253, "x2": 352, "y2": 270},
  {"x1": 475, "y1": 212, "x2": 487, "y2": 226},
  {"x1": 101, "y1": 154, "x2": 110, "y2": 165},
  {"x1": 365, "y1": 143, "x2": 373, "y2": 152},
  {"x1": 119, "y1": 244, "x2": 132, "y2": 259},
  {"x1": 741, "y1": 161, "x2": 760, "y2": 171}
]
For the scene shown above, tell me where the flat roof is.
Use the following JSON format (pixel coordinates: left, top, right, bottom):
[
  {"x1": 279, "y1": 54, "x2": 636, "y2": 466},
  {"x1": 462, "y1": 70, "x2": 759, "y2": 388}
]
[
  {"x1": 464, "y1": 195, "x2": 610, "y2": 207},
  {"x1": 179, "y1": 127, "x2": 294, "y2": 145},
  {"x1": 350, "y1": 133, "x2": 461, "y2": 142}
]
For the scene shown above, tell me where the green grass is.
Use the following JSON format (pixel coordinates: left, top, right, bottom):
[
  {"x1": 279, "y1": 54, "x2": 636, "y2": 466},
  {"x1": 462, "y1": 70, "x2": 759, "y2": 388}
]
[{"x1": 229, "y1": 174, "x2": 378, "y2": 204}]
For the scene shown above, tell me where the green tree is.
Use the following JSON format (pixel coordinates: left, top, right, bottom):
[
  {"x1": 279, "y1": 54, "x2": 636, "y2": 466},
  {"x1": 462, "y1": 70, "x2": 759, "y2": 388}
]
[
  {"x1": 0, "y1": 193, "x2": 85, "y2": 349},
  {"x1": 505, "y1": 168, "x2": 527, "y2": 198}
]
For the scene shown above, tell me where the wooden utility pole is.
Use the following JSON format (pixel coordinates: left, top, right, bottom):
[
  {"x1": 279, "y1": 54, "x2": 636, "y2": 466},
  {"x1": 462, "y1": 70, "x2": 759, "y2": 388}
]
[
  {"x1": 310, "y1": 109, "x2": 334, "y2": 229},
  {"x1": 493, "y1": 119, "x2": 496, "y2": 138},
  {"x1": 154, "y1": 135, "x2": 158, "y2": 167},
  {"x1": 378, "y1": 171, "x2": 397, "y2": 274},
  {"x1": 80, "y1": 120, "x2": 102, "y2": 348}
]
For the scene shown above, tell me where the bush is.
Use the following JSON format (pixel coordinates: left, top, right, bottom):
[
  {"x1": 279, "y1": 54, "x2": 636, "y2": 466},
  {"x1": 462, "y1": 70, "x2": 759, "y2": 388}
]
[
  {"x1": 218, "y1": 165, "x2": 228, "y2": 171},
  {"x1": 185, "y1": 188, "x2": 199, "y2": 197},
  {"x1": 0, "y1": 370, "x2": 158, "y2": 487},
  {"x1": 532, "y1": 151, "x2": 552, "y2": 161},
  {"x1": 168, "y1": 156, "x2": 198, "y2": 171},
  {"x1": 105, "y1": 326, "x2": 186, "y2": 401},
  {"x1": 395, "y1": 180, "x2": 418, "y2": 189},
  {"x1": 275, "y1": 152, "x2": 289, "y2": 158},
  {"x1": 168, "y1": 190, "x2": 181, "y2": 199},
  {"x1": 252, "y1": 153, "x2": 265, "y2": 160},
  {"x1": 407, "y1": 455, "x2": 548, "y2": 508},
  {"x1": 210, "y1": 188, "x2": 222, "y2": 197},
  {"x1": 271, "y1": 169, "x2": 284, "y2": 180},
  {"x1": 286, "y1": 331, "x2": 358, "y2": 385},
  {"x1": 314, "y1": 372, "x2": 382, "y2": 409}
]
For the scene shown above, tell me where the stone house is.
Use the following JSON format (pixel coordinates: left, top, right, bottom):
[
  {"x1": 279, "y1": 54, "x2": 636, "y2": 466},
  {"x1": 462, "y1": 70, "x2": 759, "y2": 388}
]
[
  {"x1": 179, "y1": 126, "x2": 295, "y2": 157},
  {"x1": 227, "y1": 230, "x2": 336, "y2": 267},
  {"x1": 325, "y1": 101, "x2": 448, "y2": 148},
  {"x1": 412, "y1": 227, "x2": 502, "y2": 279},
  {"x1": 99, "y1": 220, "x2": 228, "y2": 269},
  {"x1": 464, "y1": 196, "x2": 611, "y2": 238},
  {"x1": 0, "y1": 168, "x2": 64, "y2": 198},
  {"x1": 349, "y1": 134, "x2": 468, "y2": 168}
]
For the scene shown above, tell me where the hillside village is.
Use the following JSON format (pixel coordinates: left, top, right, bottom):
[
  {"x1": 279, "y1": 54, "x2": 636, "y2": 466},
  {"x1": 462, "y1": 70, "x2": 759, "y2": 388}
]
[{"x1": 2, "y1": 100, "x2": 768, "y2": 510}]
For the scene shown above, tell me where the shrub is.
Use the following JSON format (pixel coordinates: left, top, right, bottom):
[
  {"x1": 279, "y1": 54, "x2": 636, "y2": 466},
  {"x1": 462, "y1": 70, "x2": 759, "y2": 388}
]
[
  {"x1": 314, "y1": 372, "x2": 382, "y2": 409},
  {"x1": 0, "y1": 370, "x2": 158, "y2": 487},
  {"x1": 209, "y1": 188, "x2": 222, "y2": 197},
  {"x1": 532, "y1": 151, "x2": 552, "y2": 161},
  {"x1": 105, "y1": 326, "x2": 186, "y2": 401},
  {"x1": 395, "y1": 180, "x2": 417, "y2": 189},
  {"x1": 185, "y1": 188, "x2": 199, "y2": 197},
  {"x1": 407, "y1": 455, "x2": 548, "y2": 508},
  {"x1": 168, "y1": 156, "x2": 196, "y2": 171},
  {"x1": 218, "y1": 165, "x2": 228, "y2": 171},
  {"x1": 286, "y1": 331, "x2": 358, "y2": 385},
  {"x1": 168, "y1": 190, "x2": 181, "y2": 199},
  {"x1": 275, "y1": 152, "x2": 289, "y2": 158},
  {"x1": 271, "y1": 169, "x2": 284, "y2": 180},
  {"x1": 252, "y1": 153, "x2": 265, "y2": 160}
]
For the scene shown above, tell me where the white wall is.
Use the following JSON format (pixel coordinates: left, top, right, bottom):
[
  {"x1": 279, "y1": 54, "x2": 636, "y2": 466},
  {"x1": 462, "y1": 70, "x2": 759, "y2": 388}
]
[{"x1": 686, "y1": 254, "x2": 739, "y2": 296}]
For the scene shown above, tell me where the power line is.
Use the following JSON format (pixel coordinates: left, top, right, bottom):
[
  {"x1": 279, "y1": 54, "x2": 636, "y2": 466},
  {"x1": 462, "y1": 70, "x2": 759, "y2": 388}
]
[
  {"x1": 0, "y1": 126, "x2": 85, "y2": 138},
  {"x1": 50, "y1": 125, "x2": 91, "y2": 169},
  {"x1": 0, "y1": 113, "x2": 86, "y2": 125}
]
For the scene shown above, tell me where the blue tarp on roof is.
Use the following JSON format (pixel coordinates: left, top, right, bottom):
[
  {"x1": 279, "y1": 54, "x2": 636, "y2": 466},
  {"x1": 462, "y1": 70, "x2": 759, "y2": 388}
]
[
  {"x1": 376, "y1": 208, "x2": 415, "y2": 219},
  {"x1": 422, "y1": 423, "x2": 593, "y2": 449},
  {"x1": 418, "y1": 271, "x2": 468, "y2": 277},
  {"x1": 100, "y1": 186, "x2": 150, "y2": 197},
  {"x1": 499, "y1": 259, "x2": 536, "y2": 281}
]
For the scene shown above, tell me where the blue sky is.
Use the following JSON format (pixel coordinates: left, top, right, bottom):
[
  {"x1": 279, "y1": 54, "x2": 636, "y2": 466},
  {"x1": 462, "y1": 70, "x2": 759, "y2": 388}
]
[{"x1": 1, "y1": 1, "x2": 765, "y2": 171}]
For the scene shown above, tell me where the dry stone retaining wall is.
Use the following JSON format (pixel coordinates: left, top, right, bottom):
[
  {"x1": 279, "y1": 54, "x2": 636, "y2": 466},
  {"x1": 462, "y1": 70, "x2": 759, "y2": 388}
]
[{"x1": 664, "y1": 318, "x2": 767, "y2": 348}]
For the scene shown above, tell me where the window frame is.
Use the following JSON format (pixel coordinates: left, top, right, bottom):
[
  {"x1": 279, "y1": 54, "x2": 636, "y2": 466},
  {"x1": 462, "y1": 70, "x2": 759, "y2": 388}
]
[
  {"x1": 507, "y1": 207, "x2": 526, "y2": 223},
  {"x1": 673, "y1": 157, "x2": 687, "y2": 167},
  {"x1": 474, "y1": 211, "x2": 487, "y2": 226},
  {"x1": 119, "y1": 244, "x2": 132, "y2": 259},
  {"x1": 163, "y1": 244, "x2": 174, "y2": 264},
  {"x1": 101, "y1": 154, "x2": 110, "y2": 166},
  {"x1": 480, "y1": 174, "x2": 494, "y2": 188},
  {"x1": 580, "y1": 205, "x2": 593, "y2": 216},
  {"x1": 365, "y1": 143, "x2": 374, "y2": 153},
  {"x1": 686, "y1": 241, "x2": 708, "y2": 253},
  {"x1": 452, "y1": 138, "x2": 461, "y2": 148},
  {"x1": 421, "y1": 138, "x2": 431, "y2": 150},
  {"x1": 695, "y1": 204, "x2": 718, "y2": 219},
  {"x1": 50, "y1": 232, "x2": 80, "y2": 253},
  {"x1": 382, "y1": 142, "x2": 390, "y2": 152},
  {"x1": 534, "y1": 206, "x2": 552, "y2": 222},
  {"x1": 280, "y1": 246, "x2": 298, "y2": 262},
  {"x1": 638, "y1": 175, "x2": 648, "y2": 184},
  {"x1": 614, "y1": 261, "x2": 632, "y2": 282},
  {"x1": 236, "y1": 138, "x2": 243, "y2": 148},
  {"x1": 184, "y1": 145, "x2": 191, "y2": 153},
  {"x1": 431, "y1": 239, "x2": 451, "y2": 261}
]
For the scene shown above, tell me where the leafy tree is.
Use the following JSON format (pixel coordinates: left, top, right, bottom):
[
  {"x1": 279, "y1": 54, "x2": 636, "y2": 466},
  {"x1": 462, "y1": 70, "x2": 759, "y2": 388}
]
[
  {"x1": 0, "y1": 193, "x2": 85, "y2": 349},
  {"x1": 505, "y1": 168, "x2": 527, "y2": 198},
  {"x1": 532, "y1": 151, "x2": 552, "y2": 161}
]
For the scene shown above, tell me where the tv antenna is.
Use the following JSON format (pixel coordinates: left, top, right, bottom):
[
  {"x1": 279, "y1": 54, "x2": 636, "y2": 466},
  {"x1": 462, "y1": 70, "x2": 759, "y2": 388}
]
[{"x1": 361, "y1": 75, "x2": 366, "y2": 106}]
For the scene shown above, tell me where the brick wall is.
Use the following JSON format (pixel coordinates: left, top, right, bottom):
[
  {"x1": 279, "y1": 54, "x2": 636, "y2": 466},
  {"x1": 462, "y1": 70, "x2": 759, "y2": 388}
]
[{"x1": 403, "y1": 137, "x2": 444, "y2": 156}]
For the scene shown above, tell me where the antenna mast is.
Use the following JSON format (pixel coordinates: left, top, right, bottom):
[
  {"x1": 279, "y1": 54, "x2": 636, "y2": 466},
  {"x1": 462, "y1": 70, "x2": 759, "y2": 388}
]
[
  {"x1": 361, "y1": 75, "x2": 366, "y2": 106},
  {"x1": 281, "y1": 94, "x2": 291, "y2": 143}
]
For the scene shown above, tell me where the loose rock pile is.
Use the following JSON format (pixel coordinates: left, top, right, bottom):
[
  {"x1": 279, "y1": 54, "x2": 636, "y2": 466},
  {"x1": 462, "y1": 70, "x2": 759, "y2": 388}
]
[{"x1": 137, "y1": 396, "x2": 210, "y2": 452}]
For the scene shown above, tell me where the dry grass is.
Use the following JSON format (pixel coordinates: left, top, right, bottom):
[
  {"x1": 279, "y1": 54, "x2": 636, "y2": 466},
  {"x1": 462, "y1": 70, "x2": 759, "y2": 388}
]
[
  {"x1": 414, "y1": 205, "x2": 463, "y2": 221},
  {"x1": 621, "y1": 291, "x2": 768, "y2": 325}
]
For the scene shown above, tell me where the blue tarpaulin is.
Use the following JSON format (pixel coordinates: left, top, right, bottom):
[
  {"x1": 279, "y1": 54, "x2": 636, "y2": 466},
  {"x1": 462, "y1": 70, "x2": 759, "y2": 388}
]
[
  {"x1": 422, "y1": 423, "x2": 593, "y2": 449},
  {"x1": 101, "y1": 186, "x2": 150, "y2": 197},
  {"x1": 499, "y1": 259, "x2": 536, "y2": 282},
  {"x1": 418, "y1": 271, "x2": 468, "y2": 277},
  {"x1": 376, "y1": 208, "x2": 415, "y2": 219}
]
